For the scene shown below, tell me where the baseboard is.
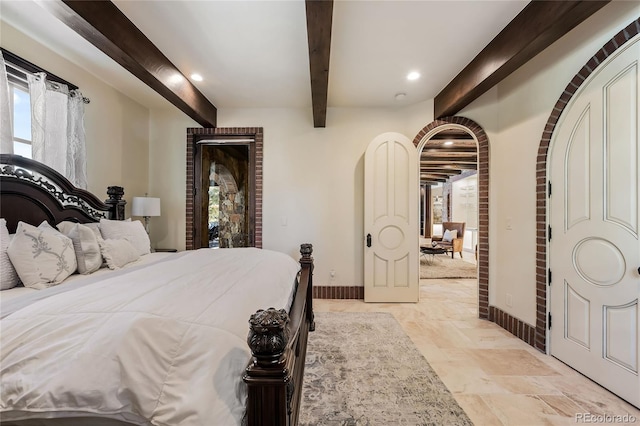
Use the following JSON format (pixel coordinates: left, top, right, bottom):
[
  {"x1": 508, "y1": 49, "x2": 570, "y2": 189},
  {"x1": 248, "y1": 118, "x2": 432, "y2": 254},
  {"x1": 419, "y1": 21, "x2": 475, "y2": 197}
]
[
  {"x1": 489, "y1": 306, "x2": 537, "y2": 348},
  {"x1": 313, "y1": 286, "x2": 364, "y2": 299}
]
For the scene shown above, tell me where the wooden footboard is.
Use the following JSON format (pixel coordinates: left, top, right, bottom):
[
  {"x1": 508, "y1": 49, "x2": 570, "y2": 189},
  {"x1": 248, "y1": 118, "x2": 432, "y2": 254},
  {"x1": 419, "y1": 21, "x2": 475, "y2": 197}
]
[{"x1": 244, "y1": 243, "x2": 315, "y2": 426}]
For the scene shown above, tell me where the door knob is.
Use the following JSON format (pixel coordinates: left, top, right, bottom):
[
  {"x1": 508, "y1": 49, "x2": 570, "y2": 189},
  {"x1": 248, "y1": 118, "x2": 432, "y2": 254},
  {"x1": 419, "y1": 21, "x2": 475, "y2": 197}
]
[{"x1": 366, "y1": 233, "x2": 372, "y2": 248}]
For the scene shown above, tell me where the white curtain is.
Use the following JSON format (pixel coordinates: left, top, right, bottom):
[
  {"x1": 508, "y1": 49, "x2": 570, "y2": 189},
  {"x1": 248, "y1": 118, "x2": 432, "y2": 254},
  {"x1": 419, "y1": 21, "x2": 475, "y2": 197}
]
[
  {"x1": 0, "y1": 52, "x2": 13, "y2": 154},
  {"x1": 27, "y1": 72, "x2": 87, "y2": 189},
  {"x1": 67, "y1": 90, "x2": 88, "y2": 189}
]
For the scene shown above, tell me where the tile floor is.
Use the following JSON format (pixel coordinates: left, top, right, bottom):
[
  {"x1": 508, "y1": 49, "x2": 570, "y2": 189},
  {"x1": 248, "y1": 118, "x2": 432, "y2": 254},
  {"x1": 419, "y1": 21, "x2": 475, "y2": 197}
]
[{"x1": 314, "y1": 278, "x2": 640, "y2": 425}]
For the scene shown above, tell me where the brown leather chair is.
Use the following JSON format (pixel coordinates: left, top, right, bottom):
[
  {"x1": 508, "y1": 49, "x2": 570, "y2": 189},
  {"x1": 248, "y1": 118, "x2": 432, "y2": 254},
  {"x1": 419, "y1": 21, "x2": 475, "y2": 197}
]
[{"x1": 432, "y1": 222, "x2": 465, "y2": 258}]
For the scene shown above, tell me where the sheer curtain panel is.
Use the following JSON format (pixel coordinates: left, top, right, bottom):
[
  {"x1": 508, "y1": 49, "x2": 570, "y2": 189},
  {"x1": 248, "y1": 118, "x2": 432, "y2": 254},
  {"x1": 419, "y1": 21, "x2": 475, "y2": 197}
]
[
  {"x1": 0, "y1": 52, "x2": 13, "y2": 154},
  {"x1": 27, "y1": 72, "x2": 87, "y2": 189}
]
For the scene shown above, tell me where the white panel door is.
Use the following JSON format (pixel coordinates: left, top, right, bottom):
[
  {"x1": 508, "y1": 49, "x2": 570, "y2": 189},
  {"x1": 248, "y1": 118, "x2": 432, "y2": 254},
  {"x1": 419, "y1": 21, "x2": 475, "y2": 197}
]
[
  {"x1": 550, "y1": 37, "x2": 640, "y2": 408},
  {"x1": 364, "y1": 132, "x2": 419, "y2": 303}
]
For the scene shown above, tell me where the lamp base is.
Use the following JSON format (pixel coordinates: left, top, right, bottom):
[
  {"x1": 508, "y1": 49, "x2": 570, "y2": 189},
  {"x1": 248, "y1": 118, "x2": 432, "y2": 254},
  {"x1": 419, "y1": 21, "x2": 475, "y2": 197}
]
[{"x1": 143, "y1": 216, "x2": 150, "y2": 235}]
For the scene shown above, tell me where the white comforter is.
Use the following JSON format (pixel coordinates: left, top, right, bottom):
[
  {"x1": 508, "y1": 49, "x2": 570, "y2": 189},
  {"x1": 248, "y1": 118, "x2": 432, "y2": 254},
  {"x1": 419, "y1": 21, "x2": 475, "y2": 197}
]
[{"x1": 0, "y1": 248, "x2": 300, "y2": 426}]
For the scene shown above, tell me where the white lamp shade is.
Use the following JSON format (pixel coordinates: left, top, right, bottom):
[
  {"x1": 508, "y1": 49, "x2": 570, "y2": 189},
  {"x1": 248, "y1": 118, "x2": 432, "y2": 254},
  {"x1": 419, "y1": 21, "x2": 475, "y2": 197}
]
[{"x1": 132, "y1": 197, "x2": 161, "y2": 217}]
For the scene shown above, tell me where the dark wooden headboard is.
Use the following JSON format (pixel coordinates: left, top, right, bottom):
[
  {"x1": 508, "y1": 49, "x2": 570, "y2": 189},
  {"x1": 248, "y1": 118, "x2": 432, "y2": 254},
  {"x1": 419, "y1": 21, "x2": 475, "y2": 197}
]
[{"x1": 0, "y1": 154, "x2": 126, "y2": 233}]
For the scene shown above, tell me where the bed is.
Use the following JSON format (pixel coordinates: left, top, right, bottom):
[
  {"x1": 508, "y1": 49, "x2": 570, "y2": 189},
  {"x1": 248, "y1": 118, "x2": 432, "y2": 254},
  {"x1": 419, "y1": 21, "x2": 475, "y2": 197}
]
[{"x1": 0, "y1": 154, "x2": 315, "y2": 426}]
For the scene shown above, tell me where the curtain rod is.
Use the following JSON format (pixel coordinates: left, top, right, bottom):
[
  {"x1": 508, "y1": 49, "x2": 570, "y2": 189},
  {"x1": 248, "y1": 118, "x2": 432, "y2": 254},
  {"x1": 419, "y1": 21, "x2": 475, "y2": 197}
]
[{"x1": 2, "y1": 48, "x2": 90, "y2": 104}]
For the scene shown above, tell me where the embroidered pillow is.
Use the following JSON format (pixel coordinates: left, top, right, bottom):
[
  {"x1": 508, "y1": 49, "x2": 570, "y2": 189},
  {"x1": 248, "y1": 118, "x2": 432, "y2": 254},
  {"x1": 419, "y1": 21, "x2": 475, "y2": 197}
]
[
  {"x1": 58, "y1": 223, "x2": 102, "y2": 275},
  {"x1": 442, "y1": 229, "x2": 458, "y2": 243},
  {"x1": 99, "y1": 219, "x2": 150, "y2": 256},
  {"x1": 8, "y1": 221, "x2": 77, "y2": 289},
  {"x1": 98, "y1": 238, "x2": 140, "y2": 270},
  {"x1": 0, "y1": 219, "x2": 19, "y2": 290}
]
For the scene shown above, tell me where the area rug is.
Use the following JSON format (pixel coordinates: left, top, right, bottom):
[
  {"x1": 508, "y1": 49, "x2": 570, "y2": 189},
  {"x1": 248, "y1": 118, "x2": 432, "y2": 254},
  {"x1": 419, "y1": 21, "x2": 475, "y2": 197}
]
[
  {"x1": 420, "y1": 256, "x2": 477, "y2": 279},
  {"x1": 299, "y1": 312, "x2": 472, "y2": 426}
]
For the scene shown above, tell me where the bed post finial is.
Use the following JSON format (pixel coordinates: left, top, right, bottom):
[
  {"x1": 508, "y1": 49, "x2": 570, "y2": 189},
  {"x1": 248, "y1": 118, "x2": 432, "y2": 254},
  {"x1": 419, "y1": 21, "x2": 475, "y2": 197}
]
[
  {"x1": 300, "y1": 243, "x2": 313, "y2": 264},
  {"x1": 299, "y1": 243, "x2": 315, "y2": 331},
  {"x1": 105, "y1": 186, "x2": 126, "y2": 220},
  {"x1": 247, "y1": 308, "x2": 290, "y2": 367}
]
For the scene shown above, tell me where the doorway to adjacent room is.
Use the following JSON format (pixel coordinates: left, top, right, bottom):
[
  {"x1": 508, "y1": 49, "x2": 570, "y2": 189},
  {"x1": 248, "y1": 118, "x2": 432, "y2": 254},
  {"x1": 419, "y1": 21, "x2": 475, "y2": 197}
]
[
  {"x1": 185, "y1": 128, "x2": 263, "y2": 250},
  {"x1": 413, "y1": 119, "x2": 488, "y2": 318}
]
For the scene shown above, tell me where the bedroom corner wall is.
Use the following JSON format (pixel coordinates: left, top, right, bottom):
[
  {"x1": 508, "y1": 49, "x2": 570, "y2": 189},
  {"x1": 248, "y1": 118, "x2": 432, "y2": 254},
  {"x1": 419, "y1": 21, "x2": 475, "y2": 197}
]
[
  {"x1": 0, "y1": 22, "x2": 151, "y2": 219},
  {"x1": 148, "y1": 108, "x2": 198, "y2": 251},
  {"x1": 147, "y1": 102, "x2": 434, "y2": 286}
]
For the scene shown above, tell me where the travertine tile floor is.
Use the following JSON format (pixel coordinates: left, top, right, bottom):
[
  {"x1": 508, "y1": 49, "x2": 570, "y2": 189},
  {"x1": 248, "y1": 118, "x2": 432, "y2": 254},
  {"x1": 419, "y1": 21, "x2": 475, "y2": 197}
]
[{"x1": 314, "y1": 278, "x2": 640, "y2": 425}]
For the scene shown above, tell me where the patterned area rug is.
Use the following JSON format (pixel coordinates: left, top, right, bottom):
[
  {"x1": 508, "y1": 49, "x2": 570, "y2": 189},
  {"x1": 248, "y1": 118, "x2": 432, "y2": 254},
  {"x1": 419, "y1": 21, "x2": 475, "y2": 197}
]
[
  {"x1": 420, "y1": 256, "x2": 477, "y2": 279},
  {"x1": 299, "y1": 312, "x2": 472, "y2": 426}
]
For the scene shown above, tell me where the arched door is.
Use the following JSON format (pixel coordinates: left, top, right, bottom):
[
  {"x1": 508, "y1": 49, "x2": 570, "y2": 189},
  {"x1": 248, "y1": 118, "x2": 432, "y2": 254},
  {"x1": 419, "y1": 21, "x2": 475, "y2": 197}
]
[{"x1": 549, "y1": 36, "x2": 640, "y2": 407}]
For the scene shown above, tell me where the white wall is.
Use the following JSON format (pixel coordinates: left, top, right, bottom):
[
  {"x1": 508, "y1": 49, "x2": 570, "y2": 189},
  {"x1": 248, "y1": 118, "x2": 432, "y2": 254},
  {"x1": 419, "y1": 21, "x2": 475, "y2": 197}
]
[
  {"x1": 148, "y1": 108, "x2": 198, "y2": 250},
  {"x1": 148, "y1": 102, "x2": 434, "y2": 286},
  {"x1": 1, "y1": 22, "x2": 151, "y2": 218},
  {"x1": 460, "y1": 1, "x2": 640, "y2": 325}
]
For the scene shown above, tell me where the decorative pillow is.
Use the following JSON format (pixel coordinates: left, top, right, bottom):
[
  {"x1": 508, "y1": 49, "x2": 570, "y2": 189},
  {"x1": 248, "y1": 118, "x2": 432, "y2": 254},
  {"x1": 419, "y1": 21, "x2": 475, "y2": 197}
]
[
  {"x1": 443, "y1": 229, "x2": 458, "y2": 243},
  {"x1": 84, "y1": 222, "x2": 104, "y2": 241},
  {"x1": 58, "y1": 223, "x2": 102, "y2": 275},
  {"x1": 0, "y1": 219, "x2": 20, "y2": 290},
  {"x1": 98, "y1": 238, "x2": 140, "y2": 270},
  {"x1": 57, "y1": 221, "x2": 102, "y2": 242},
  {"x1": 8, "y1": 221, "x2": 77, "y2": 289},
  {"x1": 99, "y1": 219, "x2": 150, "y2": 256}
]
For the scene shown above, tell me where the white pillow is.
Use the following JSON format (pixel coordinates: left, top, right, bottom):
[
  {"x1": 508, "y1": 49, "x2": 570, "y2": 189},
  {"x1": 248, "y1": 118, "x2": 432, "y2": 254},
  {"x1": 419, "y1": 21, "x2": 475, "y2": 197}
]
[
  {"x1": 58, "y1": 223, "x2": 102, "y2": 275},
  {"x1": 99, "y1": 219, "x2": 150, "y2": 256},
  {"x1": 8, "y1": 221, "x2": 77, "y2": 289},
  {"x1": 443, "y1": 229, "x2": 458, "y2": 243},
  {"x1": 57, "y1": 221, "x2": 102, "y2": 241},
  {"x1": 84, "y1": 222, "x2": 104, "y2": 241},
  {"x1": 0, "y1": 219, "x2": 20, "y2": 290},
  {"x1": 98, "y1": 238, "x2": 140, "y2": 270}
]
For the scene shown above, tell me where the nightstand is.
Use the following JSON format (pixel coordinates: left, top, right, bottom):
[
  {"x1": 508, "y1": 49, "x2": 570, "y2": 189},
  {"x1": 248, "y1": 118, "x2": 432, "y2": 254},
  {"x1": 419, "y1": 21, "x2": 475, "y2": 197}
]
[{"x1": 154, "y1": 248, "x2": 177, "y2": 253}]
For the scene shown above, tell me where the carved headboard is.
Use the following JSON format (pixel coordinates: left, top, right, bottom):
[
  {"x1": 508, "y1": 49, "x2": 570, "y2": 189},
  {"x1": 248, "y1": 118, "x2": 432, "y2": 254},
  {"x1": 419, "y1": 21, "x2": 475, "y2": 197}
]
[{"x1": 0, "y1": 154, "x2": 126, "y2": 233}]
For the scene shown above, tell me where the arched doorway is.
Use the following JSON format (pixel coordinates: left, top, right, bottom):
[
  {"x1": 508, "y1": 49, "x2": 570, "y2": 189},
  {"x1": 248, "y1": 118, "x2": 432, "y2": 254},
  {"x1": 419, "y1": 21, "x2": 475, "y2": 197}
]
[{"x1": 413, "y1": 117, "x2": 489, "y2": 319}]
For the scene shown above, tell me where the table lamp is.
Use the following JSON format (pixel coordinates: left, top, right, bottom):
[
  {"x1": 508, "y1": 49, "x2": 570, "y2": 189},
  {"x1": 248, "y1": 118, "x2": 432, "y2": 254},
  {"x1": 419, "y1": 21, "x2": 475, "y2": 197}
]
[{"x1": 132, "y1": 196, "x2": 161, "y2": 234}]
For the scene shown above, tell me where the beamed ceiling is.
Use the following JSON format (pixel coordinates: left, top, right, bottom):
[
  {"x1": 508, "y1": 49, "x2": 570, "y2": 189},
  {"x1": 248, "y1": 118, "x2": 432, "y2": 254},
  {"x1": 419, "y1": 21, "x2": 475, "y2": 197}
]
[
  {"x1": 3, "y1": 0, "x2": 609, "y2": 184},
  {"x1": 420, "y1": 129, "x2": 477, "y2": 186}
]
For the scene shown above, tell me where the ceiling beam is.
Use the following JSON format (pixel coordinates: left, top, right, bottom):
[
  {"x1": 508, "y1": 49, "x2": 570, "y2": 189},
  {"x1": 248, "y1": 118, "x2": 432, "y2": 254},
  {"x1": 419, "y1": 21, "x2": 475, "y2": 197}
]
[
  {"x1": 421, "y1": 155, "x2": 477, "y2": 163},
  {"x1": 433, "y1": 0, "x2": 610, "y2": 118},
  {"x1": 420, "y1": 170, "x2": 460, "y2": 176},
  {"x1": 422, "y1": 147, "x2": 478, "y2": 154},
  {"x1": 39, "y1": 0, "x2": 217, "y2": 127},
  {"x1": 305, "y1": 0, "x2": 334, "y2": 128},
  {"x1": 420, "y1": 162, "x2": 477, "y2": 170}
]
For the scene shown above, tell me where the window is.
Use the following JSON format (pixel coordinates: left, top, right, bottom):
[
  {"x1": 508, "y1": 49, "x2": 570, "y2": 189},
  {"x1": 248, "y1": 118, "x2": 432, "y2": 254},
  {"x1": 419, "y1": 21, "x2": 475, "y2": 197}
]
[
  {"x1": 3, "y1": 48, "x2": 81, "y2": 160},
  {"x1": 9, "y1": 83, "x2": 32, "y2": 158}
]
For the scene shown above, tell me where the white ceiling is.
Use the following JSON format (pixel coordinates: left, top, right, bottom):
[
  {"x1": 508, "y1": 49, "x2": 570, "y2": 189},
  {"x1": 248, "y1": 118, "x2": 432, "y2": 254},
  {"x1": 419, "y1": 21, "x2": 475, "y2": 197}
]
[{"x1": 0, "y1": 0, "x2": 528, "y2": 111}]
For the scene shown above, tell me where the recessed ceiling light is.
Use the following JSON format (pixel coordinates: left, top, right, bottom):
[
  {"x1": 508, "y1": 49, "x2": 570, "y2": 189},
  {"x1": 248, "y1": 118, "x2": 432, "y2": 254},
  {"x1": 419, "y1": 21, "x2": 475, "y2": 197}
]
[
  {"x1": 407, "y1": 71, "x2": 420, "y2": 81},
  {"x1": 444, "y1": 141, "x2": 454, "y2": 146},
  {"x1": 190, "y1": 73, "x2": 203, "y2": 82},
  {"x1": 394, "y1": 92, "x2": 407, "y2": 101}
]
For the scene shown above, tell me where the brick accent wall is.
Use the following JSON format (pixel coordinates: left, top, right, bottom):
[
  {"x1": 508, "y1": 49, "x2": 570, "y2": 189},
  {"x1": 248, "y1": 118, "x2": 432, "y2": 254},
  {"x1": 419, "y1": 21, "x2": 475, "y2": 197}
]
[
  {"x1": 313, "y1": 286, "x2": 364, "y2": 299},
  {"x1": 185, "y1": 127, "x2": 263, "y2": 250},
  {"x1": 489, "y1": 306, "x2": 537, "y2": 346}
]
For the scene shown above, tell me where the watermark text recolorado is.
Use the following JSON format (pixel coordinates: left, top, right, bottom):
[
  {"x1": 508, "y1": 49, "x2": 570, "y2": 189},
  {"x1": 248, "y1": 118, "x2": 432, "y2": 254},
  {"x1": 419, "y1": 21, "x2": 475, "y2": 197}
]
[{"x1": 575, "y1": 413, "x2": 637, "y2": 423}]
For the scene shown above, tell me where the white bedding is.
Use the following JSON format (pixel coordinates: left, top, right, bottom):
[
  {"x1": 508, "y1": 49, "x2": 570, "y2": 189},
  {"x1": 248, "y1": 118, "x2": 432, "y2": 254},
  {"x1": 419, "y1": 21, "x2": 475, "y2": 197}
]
[
  {"x1": 0, "y1": 252, "x2": 174, "y2": 304},
  {"x1": 0, "y1": 248, "x2": 300, "y2": 426}
]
